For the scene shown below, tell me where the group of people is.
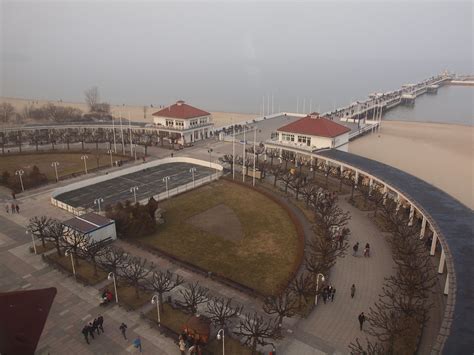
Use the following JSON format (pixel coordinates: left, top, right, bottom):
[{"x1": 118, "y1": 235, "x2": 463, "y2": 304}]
[
  {"x1": 321, "y1": 285, "x2": 336, "y2": 303},
  {"x1": 178, "y1": 331, "x2": 204, "y2": 355},
  {"x1": 352, "y1": 242, "x2": 371, "y2": 257},
  {"x1": 100, "y1": 289, "x2": 114, "y2": 306},
  {"x1": 81, "y1": 315, "x2": 104, "y2": 344},
  {"x1": 5, "y1": 203, "x2": 20, "y2": 214}
]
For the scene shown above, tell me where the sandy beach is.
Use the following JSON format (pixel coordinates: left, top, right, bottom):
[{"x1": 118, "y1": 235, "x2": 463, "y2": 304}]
[
  {"x1": 349, "y1": 120, "x2": 474, "y2": 209},
  {"x1": 0, "y1": 97, "x2": 257, "y2": 128}
]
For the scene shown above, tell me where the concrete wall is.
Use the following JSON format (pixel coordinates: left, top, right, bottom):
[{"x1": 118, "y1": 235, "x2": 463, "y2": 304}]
[{"x1": 89, "y1": 223, "x2": 117, "y2": 243}]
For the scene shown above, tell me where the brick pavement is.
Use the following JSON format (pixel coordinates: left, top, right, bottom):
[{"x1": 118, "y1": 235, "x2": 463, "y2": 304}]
[
  {"x1": 0, "y1": 205, "x2": 179, "y2": 354},
  {"x1": 0, "y1": 153, "x2": 398, "y2": 355}
]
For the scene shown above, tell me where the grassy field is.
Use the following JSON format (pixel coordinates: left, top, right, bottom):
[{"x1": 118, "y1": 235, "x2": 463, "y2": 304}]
[
  {"x1": 48, "y1": 253, "x2": 107, "y2": 285},
  {"x1": 139, "y1": 180, "x2": 301, "y2": 296},
  {"x1": 145, "y1": 303, "x2": 190, "y2": 334},
  {"x1": 0, "y1": 151, "x2": 130, "y2": 181}
]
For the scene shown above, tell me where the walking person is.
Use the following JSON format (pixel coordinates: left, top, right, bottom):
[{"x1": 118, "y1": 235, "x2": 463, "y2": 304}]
[
  {"x1": 364, "y1": 242, "x2": 370, "y2": 257},
  {"x1": 15, "y1": 204, "x2": 19, "y2": 214},
  {"x1": 97, "y1": 315, "x2": 104, "y2": 333},
  {"x1": 358, "y1": 312, "x2": 366, "y2": 330},
  {"x1": 331, "y1": 287, "x2": 336, "y2": 302},
  {"x1": 81, "y1": 325, "x2": 90, "y2": 344},
  {"x1": 5, "y1": 204, "x2": 9, "y2": 214},
  {"x1": 11, "y1": 203, "x2": 15, "y2": 214},
  {"x1": 88, "y1": 322, "x2": 95, "y2": 339},
  {"x1": 93, "y1": 318, "x2": 101, "y2": 335},
  {"x1": 133, "y1": 336, "x2": 142, "y2": 353},
  {"x1": 119, "y1": 322, "x2": 128, "y2": 340},
  {"x1": 353, "y1": 242, "x2": 359, "y2": 256},
  {"x1": 179, "y1": 335, "x2": 186, "y2": 355},
  {"x1": 351, "y1": 284, "x2": 356, "y2": 298}
]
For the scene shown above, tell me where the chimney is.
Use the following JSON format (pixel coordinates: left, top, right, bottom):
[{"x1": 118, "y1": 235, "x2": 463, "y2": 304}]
[{"x1": 176, "y1": 100, "x2": 185, "y2": 106}]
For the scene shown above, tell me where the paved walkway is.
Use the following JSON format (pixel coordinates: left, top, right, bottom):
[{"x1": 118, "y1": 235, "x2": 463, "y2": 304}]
[
  {"x1": 0, "y1": 196, "x2": 178, "y2": 354},
  {"x1": 0, "y1": 152, "x2": 397, "y2": 355}
]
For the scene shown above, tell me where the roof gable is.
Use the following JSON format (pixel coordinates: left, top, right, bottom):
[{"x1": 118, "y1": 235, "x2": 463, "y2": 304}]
[
  {"x1": 277, "y1": 116, "x2": 351, "y2": 138},
  {"x1": 152, "y1": 100, "x2": 210, "y2": 119}
]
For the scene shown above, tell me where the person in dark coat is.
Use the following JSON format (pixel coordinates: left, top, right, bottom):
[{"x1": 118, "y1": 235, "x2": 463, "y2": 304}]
[
  {"x1": 358, "y1": 312, "x2": 366, "y2": 330},
  {"x1": 331, "y1": 287, "x2": 336, "y2": 302},
  {"x1": 351, "y1": 284, "x2": 356, "y2": 298},
  {"x1": 97, "y1": 315, "x2": 104, "y2": 332},
  {"x1": 88, "y1": 322, "x2": 95, "y2": 339},
  {"x1": 82, "y1": 325, "x2": 90, "y2": 344},
  {"x1": 353, "y1": 242, "x2": 359, "y2": 256},
  {"x1": 119, "y1": 322, "x2": 128, "y2": 339},
  {"x1": 93, "y1": 318, "x2": 101, "y2": 335}
]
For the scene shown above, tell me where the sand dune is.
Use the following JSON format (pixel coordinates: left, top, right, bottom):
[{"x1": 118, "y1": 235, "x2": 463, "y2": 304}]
[
  {"x1": 349, "y1": 120, "x2": 474, "y2": 209},
  {"x1": 0, "y1": 97, "x2": 257, "y2": 127}
]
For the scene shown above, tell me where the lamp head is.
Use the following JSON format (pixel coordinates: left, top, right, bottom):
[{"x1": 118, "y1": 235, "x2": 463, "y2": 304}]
[
  {"x1": 217, "y1": 333, "x2": 221, "y2": 340},
  {"x1": 321, "y1": 276, "x2": 325, "y2": 281}
]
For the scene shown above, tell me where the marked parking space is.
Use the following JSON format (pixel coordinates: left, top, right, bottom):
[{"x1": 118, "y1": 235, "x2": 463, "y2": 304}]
[{"x1": 56, "y1": 162, "x2": 214, "y2": 210}]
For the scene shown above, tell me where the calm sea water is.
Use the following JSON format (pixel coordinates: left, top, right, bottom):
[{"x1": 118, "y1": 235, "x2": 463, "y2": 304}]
[{"x1": 382, "y1": 86, "x2": 473, "y2": 126}]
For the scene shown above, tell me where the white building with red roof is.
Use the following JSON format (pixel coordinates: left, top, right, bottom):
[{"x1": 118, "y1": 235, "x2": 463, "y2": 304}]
[
  {"x1": 265, "y1": 113, "x2": 351, "y2": 154},
  {"x1": 152, "y1": 100, "x2": 213, "y2": 145}
]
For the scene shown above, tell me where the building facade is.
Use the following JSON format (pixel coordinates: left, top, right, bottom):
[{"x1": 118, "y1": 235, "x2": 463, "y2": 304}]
[
  {"x1": 63, "y1": 212, "x2": 117, "y2": 245},
  {"x1": 152, "y1": 100, "x2": 214, "y2": 145},
  {"x1": 265, "y1": 114, "x2": 351, "y2": 156}
]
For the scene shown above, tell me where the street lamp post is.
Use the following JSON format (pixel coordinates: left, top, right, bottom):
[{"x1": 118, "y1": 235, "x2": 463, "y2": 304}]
[
  {"x1": 65, "y1": 249, "x2": 76, "y2": 279},
  {"x1": 217, "y1": 328, "x2": 225, "y2": 355},
  {"x1": 15, "y1": 169, "x2": 25, "y2": 192},
  {"x1": 189, "y1": 167, "x2": 196, "y2": 188},
  {"x1": 94, "y1": 197, "x2": 104, "y2": 213},
  {"x1": 51, "y1": 161, "x2": 60, "y2": 182},
  {"x1": 163, "y1": 176, "x2": 170, "y2": 198},
  {"x1": 151, "y1": 295, "x2": 161, "y2": 326},
  {"x1": 130, "y1": 186, "x2": 139, "y2": 203},
  {"x1": 107, "y1": 272, "x2": 119, "y2": 303},
  {"x1": 81, "y1": 155, "x2": 89, "y2": 174},
  {"x1": 26, "y1": 230, "x2": 36, "y2": 254},
  {"x1": 107, "y1": 149, "x2": 113, "y2": 167},
  {"x1": 314, "y1": 273, "x2": 325, "y2": 305}
]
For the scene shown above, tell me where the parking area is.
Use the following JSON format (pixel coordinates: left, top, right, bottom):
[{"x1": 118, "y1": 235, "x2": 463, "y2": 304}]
[{"x1": 55, "y1": 162, "x2": 214, "y2": 209}]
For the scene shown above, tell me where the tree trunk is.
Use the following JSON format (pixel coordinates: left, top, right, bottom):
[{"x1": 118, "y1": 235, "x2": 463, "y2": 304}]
[
  {"x1": 81, "y1": 140, "x2": 85, "y2": 151},
  {"x1": 339, "y1": 178, "x2": 343, "y2": 192},
  {"x1": 93, "y1": 259, "x2": 98, "y2": 276},
  {"x1": 273, "y1": 175, "x2": 278, "y2": 187},
  {"x1": 67, "y1": 139, "x2": 70, "y2": 150},
  {"x1": 135, "y1": 284, "x2": 140, "y2": 299},
  {"x1": 144, "y1": 144, "x2": 148, "y2": 156},
  {"x1": 55, "y1": 243, "x2": 61, "y2": 257},
  {"x1": 159, "y1": 293, "x2": 164, "y2": 313}
]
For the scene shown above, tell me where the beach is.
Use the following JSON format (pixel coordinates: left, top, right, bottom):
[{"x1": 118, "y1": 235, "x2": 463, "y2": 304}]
[
  {"x1": 349, "y1": 120, "x2": 474, "y2": 209},
  {"x1": 0, "y1": 97, "x2": 257, "y2": 128}
]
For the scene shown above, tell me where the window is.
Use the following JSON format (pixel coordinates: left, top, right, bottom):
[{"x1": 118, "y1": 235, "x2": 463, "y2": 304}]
[
  {"x1": 199, "y1": 117, "x2": 207, "y2": 124},
  {"x1": 281, "y1": 133, "x2": 294, "y2": 142},
  {"x1": 175, "y1": 120, "x2": 184, "y2": 127},
  {"x1": 297, "y1": 135, "x2": 311, "y2": 146},
  {"x1": 166, "y1": 119, "x2": 174, "y2": 127},
  {"x1": 190, "y1": 119, "x2": 198, "y2": 127}
]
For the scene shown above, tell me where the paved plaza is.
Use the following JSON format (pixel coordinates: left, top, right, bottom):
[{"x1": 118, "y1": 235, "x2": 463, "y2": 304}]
[{"x1": 55, "y1": 162, "x2": 214, "y2": 210}]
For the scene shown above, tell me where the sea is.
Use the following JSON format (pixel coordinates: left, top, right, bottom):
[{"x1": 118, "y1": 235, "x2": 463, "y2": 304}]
[{"x1": 382, "y1": 85, "x2": 473, "y2": 126}]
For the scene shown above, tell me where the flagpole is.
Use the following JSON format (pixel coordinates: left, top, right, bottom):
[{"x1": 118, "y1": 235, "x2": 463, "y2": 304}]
[
  {"x1": 242, "y1": 128, "x2": 246, "y2": 182},
  {"x1": 120, "y1": 111, "x2": 125, "y2": 155},
  {"x1": 128, "y1": 112, "x2": 133, "y2": 157},
  {"x1": 252, "y1": 127, "x2": 256, "y2": 187},
  {"x1": 112, "y1": 113, "x2": 117, "y2": 153},
  {"x1": 232, "y1": 119, "x2": 235, "y2": 180}
]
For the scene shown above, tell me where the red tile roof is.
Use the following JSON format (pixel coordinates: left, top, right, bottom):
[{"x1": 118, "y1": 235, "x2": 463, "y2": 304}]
[
  {"x1": 277, "y1": 116, "x2": 351, "y2": 138},
  {"x1": 152, "y1": 100, "x2": 210, "y2": 119}
]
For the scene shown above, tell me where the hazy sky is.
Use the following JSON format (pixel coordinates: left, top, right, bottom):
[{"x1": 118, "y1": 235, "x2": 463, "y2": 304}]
[{"x1": 1, "y1": 1, "x2": 472, "y2": 113}]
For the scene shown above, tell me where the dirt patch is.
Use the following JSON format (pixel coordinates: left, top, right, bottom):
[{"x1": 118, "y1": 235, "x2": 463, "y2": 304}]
[{"x1": 186, "y1": 204, "x2": 243, "y2": 242}]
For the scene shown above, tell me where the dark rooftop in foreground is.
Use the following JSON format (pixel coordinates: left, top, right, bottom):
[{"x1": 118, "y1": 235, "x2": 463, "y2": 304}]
[
  {"x1": 63, "y1": 212, "x2": 113, "y2": 234},
  {"x1": 317, "y1": 149, "x2": 474, "y2": 354}
]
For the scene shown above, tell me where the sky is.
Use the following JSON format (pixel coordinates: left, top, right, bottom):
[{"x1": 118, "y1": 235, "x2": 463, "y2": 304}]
[{"x1": 1, "y1": 0, "x2": 472, "y2": 113}]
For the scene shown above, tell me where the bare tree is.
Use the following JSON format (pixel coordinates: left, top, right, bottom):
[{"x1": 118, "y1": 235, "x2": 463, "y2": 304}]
[
  {"x1": 61, "y1": 228, "x2": 90, "y2": 266},
  {"x1": 235, "y1": 312, "x2": 281, "y2": 354},
  {"x1": 289, "y1": 272, "x2": 314, "y2": 309},
  {"x1": 280, "y1": 172, "x2": 294, "y2": 193},
  {"x1": 262, "y1": 289, "x2": 298, "y2": 328},
  {"x1": 146, "y1": 270, "x2": 184, "y2": 313},
  {"x1": 289, "y1": 173, "x2": 307, "y2": 200},
  {"x1": 312, "y1": 194, "x2": 351, "y2": 233},
  {"x1": 84, "y1": 86, "x2": 100, "y2": 112},
  {"x1": 46, "y1": 219, "x2": 67, "y2": 256},
  {"x1": 84, "y1": 240, "x2": 107, "y2": 276},
  {"x1": 219, "y1": 154, "x2": 237, "y2": 173},
  {"x1": 178, "y1": 282, "x2": 209, "y2": 314},
  {"x1": 269, "y1": 164, "x2": 284, "y2": 187},
  {"x1": 99, "y1": 246, "x2": 130, "y2": 279},
  {"x1": 207, "y1": 297, "x2": 243, "y2": 330},
  {"x1": 349, "y1": 338, "x2": 386, "y2": 355},
  {"x1": 0, "y1": 102, "x2": 15, "y2": 123},
  {"x1": 27, "y1": 216, "x2": 53, "y2": 248},
  {"x1": 121, "y1": 257, "x2": 154, "y2": 298}
]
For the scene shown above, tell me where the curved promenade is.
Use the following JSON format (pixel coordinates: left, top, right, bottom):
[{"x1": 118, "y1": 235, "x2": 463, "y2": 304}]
[{"x1": 315, "y1": 149, "x2": 473, "y2": 354}]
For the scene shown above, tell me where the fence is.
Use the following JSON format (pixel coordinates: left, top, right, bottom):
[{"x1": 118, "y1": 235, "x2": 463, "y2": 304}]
[{"x1": 51, "y1": 157, "x2": 223, "y2": 215}]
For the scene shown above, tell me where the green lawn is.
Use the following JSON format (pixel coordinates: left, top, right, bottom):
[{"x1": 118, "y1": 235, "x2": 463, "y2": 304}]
[
  {"x1": 145, "y1": 303, "x2": 190, "y2": 334},
  {"x1": 139, "y1": 180, "x2": 301, "y2": 296},
  {"x1": 48, "y1": 253, "x2": 107, "y2": 285},
  {"x1": 0, "y1": 151, "x2": 129, "y2": 181}
]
